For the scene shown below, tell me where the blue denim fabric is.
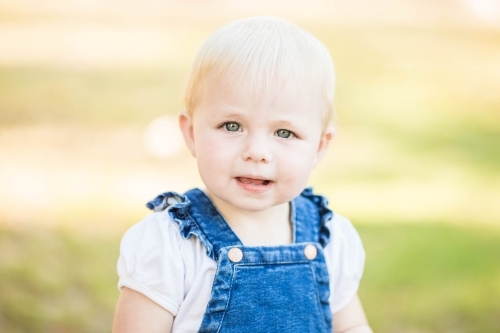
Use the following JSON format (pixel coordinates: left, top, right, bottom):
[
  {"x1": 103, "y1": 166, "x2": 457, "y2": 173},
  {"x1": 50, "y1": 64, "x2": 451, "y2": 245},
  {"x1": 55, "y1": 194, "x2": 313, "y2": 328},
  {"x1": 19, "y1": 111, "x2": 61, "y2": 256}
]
[{"x1": 147, "y1": 188, "x2": 334, "y2": 333}]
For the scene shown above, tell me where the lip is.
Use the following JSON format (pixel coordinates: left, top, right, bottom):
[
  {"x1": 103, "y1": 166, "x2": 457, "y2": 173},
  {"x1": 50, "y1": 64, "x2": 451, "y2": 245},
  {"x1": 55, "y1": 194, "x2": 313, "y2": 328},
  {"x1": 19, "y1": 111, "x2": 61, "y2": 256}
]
[{"x1": 235, "y1": 176, "x2": 273, "y2": 194}]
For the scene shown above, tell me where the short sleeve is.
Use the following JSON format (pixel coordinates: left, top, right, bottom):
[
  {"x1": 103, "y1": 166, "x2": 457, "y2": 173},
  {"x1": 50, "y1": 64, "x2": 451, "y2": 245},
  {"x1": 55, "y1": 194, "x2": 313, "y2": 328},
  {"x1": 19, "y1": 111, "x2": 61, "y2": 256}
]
[
  {"x1": 117, "y1": 212, "x2": 186, "y2": 316},
  {"x1": 324, "y1": 214, "x2": 366, "y2": 313}
]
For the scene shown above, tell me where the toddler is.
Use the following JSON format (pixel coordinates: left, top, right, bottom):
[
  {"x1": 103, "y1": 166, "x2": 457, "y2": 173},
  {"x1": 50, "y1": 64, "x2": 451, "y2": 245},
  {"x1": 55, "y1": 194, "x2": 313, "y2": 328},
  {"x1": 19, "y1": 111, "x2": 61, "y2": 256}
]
[{"x1": 113, "y1": 16, "x2": 373, "y2": 333}]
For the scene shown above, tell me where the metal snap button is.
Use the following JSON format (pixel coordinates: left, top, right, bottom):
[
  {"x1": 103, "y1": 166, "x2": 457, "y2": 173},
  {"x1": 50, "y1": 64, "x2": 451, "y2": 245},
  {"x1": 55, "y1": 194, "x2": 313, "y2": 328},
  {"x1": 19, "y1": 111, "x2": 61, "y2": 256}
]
[
  {"x1": 304, "y1": 244, "x2": 317, "y2": 260},
  {"x1": 228, "y1": 248, "x2": 243, "y2": 263}
]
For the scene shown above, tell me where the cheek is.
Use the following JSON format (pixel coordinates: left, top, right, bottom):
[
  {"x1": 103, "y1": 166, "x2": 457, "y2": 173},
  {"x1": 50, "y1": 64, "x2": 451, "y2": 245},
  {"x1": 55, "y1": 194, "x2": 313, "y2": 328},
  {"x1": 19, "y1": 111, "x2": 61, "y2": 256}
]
[
  {"x1": 277, "y1": 144, "x2": 318, "y2": 178},
  {"x1": 196, "y1": 134, "x2": 228, "y2": 158},
  {"x1": 278, "y1": 151, "x2": 314, "y2": 177},
  {"x1": 194, "y1": 134, "x2": 238, "y2": 174},
  {"x1": 285, "y1": 141, "x2": 319, "y2": 162}
]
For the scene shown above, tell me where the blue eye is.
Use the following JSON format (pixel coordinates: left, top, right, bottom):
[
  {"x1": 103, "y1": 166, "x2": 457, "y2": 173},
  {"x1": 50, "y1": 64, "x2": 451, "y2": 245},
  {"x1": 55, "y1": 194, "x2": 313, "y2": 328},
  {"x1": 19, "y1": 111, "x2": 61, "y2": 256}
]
[
  {"x1": 224, "y1": 122, "x2": 240, "y2": 132},
  {"x1": 276, "y1": 129, "x2": 293, "y2": 138}
]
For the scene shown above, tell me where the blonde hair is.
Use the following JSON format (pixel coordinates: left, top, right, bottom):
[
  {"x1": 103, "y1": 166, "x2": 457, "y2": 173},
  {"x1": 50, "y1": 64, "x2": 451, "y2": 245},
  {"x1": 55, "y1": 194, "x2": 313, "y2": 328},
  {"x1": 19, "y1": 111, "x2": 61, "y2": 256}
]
[{"x1": 183, "y1": 16, "x2": 335, "y2": 130}]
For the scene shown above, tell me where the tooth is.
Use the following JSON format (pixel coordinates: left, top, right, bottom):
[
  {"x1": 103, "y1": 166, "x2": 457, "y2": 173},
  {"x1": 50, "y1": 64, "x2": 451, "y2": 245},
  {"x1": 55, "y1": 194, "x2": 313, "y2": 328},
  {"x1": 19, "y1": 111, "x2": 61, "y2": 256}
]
[
  {"x1": 240, "y1": 178, "x2": 251, "y2": 184},
  {"x1": 239, "y1": 177, "x2": 268, "y2": 185}
]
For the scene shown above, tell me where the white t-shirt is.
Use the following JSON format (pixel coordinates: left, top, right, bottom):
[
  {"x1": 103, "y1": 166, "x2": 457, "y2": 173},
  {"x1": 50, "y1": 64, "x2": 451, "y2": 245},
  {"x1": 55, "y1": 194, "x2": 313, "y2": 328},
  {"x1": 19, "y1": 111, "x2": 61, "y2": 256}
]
[{"x1": 117, "y1": 209, "x2": 365, "y2": 333}]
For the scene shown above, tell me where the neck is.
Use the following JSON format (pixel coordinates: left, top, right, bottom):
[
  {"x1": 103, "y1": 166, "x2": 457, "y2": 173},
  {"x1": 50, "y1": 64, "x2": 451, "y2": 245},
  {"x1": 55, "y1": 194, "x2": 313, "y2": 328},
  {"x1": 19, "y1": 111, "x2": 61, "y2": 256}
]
[{"x1": 206, "y1": 192, "x2": 293, "y2": 246}]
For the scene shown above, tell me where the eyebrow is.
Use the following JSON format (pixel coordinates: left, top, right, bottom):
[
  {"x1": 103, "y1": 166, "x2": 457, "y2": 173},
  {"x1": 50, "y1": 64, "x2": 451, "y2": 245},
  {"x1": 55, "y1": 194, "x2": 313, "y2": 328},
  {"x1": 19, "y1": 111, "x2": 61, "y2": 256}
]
[
  {"x1": 208, "y1": 108, "x2": 245, "y2": 120},
  {"x1": 272, "y1": 120, "x2": 295, "y2": 127},
  {"x1": 212, "y1": 111, "x2": 242, "y2": 118}
]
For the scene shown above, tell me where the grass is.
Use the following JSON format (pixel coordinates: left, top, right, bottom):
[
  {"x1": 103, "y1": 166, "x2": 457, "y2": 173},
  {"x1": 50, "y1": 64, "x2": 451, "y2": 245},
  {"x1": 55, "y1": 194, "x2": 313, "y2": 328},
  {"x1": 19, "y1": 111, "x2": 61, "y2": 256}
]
[
  {"x1": 0, "y1": 226, "x2": 120, "y2": 333},
  {"x1": 358, "y1": 223, "x2": 500, "y2": 333},
  {"x1": 0, "y1": 223, "x2": 499, "y2": 333}
]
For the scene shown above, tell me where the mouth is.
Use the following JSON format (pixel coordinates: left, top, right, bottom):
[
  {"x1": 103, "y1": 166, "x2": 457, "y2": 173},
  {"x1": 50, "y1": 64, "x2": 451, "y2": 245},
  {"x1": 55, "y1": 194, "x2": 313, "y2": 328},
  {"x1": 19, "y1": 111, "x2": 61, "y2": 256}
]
[{"x1": 236, "y1": 177, "x2": 271, "y2": 186}]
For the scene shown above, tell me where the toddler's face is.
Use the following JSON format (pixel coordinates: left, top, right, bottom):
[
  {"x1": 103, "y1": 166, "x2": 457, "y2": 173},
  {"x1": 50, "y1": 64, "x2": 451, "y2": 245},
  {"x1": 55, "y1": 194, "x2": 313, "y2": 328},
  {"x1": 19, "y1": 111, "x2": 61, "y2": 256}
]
[{"x1": 179, "y1": 79, "x2": 332, "y2": 214}]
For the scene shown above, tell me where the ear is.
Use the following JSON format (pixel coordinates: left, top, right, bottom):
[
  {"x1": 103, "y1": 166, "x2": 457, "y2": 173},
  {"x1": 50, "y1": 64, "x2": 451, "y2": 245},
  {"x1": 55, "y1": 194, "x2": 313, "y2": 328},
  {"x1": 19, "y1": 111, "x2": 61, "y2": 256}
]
[
  {"x1": 178, "y1": 110, "x2": 196, "y2": 157},
  {"x1": 313, "y1": 126, "x2": 334, "y2": 167}
]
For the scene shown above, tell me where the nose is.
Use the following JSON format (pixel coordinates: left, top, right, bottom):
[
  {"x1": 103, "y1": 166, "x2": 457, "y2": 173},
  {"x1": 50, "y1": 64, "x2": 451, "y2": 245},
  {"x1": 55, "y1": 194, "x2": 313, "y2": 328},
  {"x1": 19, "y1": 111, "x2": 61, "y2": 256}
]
[{"x1": 241, "y1": 133, "x2": 273, "y2": 163}]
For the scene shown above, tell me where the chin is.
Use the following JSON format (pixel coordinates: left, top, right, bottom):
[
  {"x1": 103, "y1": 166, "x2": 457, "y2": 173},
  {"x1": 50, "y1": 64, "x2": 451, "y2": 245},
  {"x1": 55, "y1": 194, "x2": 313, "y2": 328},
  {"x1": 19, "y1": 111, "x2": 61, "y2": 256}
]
[
  {"x1": 232, "y1": 201, "x2": 270, "y2": 212},
  {"x1": 227, "y1": 197, "x2": 278, "y2": 212}
]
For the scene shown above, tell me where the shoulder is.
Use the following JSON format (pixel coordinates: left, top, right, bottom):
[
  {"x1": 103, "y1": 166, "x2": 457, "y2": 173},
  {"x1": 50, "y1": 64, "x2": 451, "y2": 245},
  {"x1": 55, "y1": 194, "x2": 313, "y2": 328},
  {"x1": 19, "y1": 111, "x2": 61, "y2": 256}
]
[
  {"x1": 117, "y1": 211, "x2": 188, "y2": 315},
  {"x1": 327, "y1": 213, "x2": 364, "y2": 250},
  {"x1": 119, "y1": 210, "x2": 190, "y2": 271},
  {"x1": 324, "y1": 213, "x2": 366, "y2": 313},
  {"x1": 324, "y1": 212, "x2": 365, "y2": 271},
  {"x1": 117, "y1": 208, "x2": 216, "y2": 314},
  {"x1": 120, "y1": 211, "x2": 182, "y2": 251}
]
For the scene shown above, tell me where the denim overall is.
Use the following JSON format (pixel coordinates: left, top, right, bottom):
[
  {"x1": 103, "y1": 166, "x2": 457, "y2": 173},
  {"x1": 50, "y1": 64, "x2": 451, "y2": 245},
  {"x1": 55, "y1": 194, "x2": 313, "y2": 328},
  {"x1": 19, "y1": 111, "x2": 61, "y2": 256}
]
[{"x1": 147, "y1": 188, "x2": 334, "y2": 333}]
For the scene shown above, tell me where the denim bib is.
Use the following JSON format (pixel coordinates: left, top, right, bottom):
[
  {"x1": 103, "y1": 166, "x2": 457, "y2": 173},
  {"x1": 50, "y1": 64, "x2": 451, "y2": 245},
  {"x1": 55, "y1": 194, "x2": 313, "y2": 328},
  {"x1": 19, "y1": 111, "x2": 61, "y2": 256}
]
[{"x1": 147, "y1": 188, "x2": 334, "y2": 333}]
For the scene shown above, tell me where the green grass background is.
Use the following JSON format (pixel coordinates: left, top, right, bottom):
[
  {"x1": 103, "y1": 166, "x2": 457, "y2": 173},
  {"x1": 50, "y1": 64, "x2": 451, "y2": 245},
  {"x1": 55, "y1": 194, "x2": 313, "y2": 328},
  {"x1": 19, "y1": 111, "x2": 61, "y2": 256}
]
[{"x1": 1, "y1": 1, "x2": 499, "y2": 332}]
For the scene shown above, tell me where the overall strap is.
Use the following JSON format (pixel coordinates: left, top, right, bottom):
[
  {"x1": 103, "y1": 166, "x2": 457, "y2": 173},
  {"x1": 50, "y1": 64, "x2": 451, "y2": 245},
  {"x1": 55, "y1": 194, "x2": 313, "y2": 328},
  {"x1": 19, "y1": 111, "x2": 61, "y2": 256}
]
[
  {"x1": 146, "y1": 188, "x2": 242, "y2": 261},
  {"x1": 293, "y1": 188, "x2": 333, "y2": 248},
  {"x1": 183, "y1": 189, "x2": 243, "y2": 261},
  {"x1": 291, "y1": 195, "x2": 320, "y2": 243}
]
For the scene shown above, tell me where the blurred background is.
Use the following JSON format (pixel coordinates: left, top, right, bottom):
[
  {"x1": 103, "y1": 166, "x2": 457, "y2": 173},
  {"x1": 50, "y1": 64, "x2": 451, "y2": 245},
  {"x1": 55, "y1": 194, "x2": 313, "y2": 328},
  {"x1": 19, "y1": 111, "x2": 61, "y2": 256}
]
[{"x1": 0, "y1": 0, "x2": 499, "y2": 332}]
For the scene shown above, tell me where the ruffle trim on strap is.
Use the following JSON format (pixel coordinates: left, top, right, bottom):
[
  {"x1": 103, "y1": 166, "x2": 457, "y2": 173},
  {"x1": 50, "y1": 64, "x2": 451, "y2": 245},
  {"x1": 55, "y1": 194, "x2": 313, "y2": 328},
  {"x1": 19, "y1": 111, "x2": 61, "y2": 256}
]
[
  {"x1": 146, "y1": 191, "x2": 184, "y2": 212},
  {"x1": 300, "y1": 187, "x2": 333, "y2": 248},
  {"x1": 146, "y1": 191, "x2": 216, "y2": 260}
]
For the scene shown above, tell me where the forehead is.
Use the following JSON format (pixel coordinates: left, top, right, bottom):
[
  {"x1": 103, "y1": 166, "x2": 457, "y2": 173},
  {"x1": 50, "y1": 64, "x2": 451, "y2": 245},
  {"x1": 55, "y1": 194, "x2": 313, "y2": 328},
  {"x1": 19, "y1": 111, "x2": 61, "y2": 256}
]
[{"x1": 195, "y1": 77, "x2": 324, "y2": 122}]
